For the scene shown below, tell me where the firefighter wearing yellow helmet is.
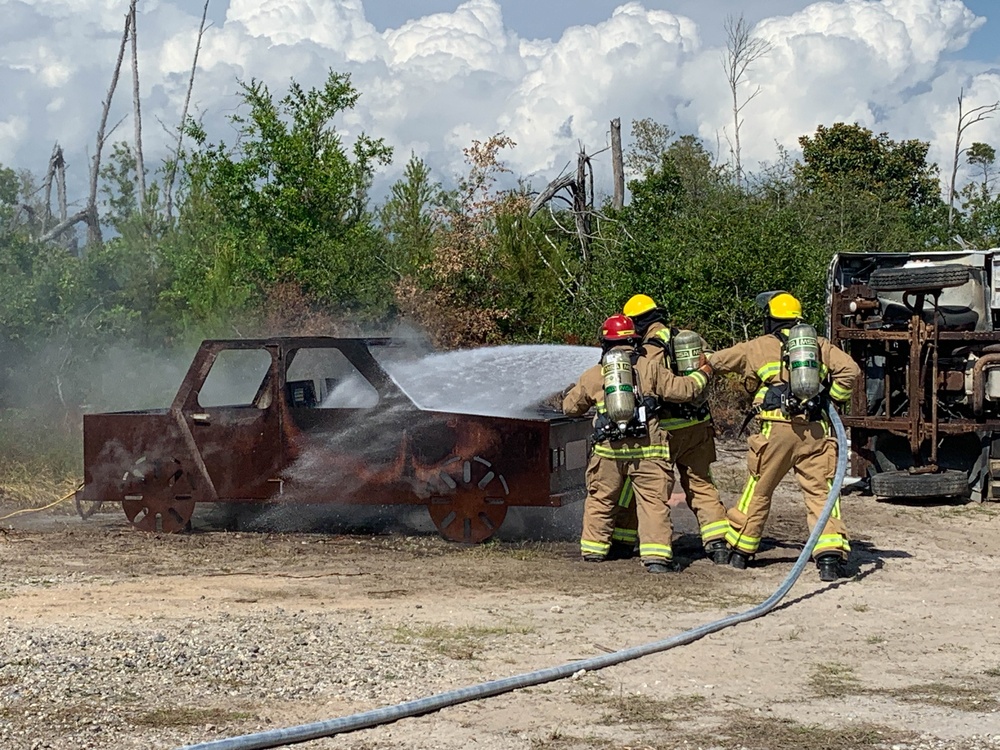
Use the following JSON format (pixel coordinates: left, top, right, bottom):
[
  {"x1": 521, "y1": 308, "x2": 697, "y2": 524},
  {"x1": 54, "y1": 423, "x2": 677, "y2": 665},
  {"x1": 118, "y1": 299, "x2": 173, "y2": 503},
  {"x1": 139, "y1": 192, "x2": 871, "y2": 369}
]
[
  {"x1": 562, "y1": 314, "x2": 714, "y2": 573},
  {"x1": 617, "y1": 294, "x2": 732, "y2": 565},
  {"x1": 707, "y1": 291, "x2": 861, "y2": 582}
]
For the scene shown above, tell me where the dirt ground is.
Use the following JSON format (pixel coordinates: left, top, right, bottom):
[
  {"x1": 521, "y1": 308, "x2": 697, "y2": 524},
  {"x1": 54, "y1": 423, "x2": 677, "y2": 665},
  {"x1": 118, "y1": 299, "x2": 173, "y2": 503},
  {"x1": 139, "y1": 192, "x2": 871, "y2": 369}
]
[{"x1": 1, "y1": 447, "x2": 999, "y2": 750}]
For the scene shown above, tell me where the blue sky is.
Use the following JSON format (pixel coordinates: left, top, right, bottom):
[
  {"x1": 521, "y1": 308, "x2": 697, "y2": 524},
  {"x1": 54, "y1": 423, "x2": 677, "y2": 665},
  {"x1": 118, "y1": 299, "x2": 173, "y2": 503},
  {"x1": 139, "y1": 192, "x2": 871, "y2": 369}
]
[{"x1": 4, "y1": 0, "x2": 1000, "y2": 201}]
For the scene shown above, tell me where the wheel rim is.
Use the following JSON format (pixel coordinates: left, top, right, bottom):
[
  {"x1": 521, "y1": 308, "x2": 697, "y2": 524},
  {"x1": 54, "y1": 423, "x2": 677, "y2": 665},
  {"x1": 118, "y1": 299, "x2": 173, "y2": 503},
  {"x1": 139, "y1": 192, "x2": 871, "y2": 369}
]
[
  {"x1": 427, "y1": 456, "x2": 509, "y2": 543},
  {"x1": 120, "y1": 458, "x2": 195, "y2": 533},
  {"x1": 123, "y1": 494, "x2": 195, "y2": 533}
]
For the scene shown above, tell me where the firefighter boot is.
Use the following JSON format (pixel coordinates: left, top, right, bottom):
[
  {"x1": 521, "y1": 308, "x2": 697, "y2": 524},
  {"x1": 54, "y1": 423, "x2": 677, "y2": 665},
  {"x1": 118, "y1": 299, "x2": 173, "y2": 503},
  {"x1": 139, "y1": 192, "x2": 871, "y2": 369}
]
[
  {"x1": 582, "y1": 554, "x2": 605, "y2": 563},
  {"x1": 705, "y1": 540, "x2": 731, "y2": 565},
  {"x1": 645, "y1": 560, "x2": 682, "y2": 573},
  {"x1": 816, "y1": 554, "x2": 847, "y2": 582},
  {"x1": 729, "y1": 551, "x2": 750, "y2": 570}
]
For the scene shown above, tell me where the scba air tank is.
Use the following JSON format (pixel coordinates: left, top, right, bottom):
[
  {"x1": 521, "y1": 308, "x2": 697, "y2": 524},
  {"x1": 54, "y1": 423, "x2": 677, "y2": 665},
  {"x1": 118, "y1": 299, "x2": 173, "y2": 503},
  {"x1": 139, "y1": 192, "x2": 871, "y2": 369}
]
[
  {"x1": 601, "y1": 348, "x2": 637, "y2": 428},
  {"x1": 672, "y1": 330, "x2": 703, "y2": 374},
  {"x1": 786, "y1": 323, "x2": 822, "y2": 401}
]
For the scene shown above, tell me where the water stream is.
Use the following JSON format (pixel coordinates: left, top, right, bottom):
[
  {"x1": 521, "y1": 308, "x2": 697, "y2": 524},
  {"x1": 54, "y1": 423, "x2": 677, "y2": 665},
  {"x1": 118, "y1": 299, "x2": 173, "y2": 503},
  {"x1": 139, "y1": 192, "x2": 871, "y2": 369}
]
[{"x1": 373, "y1": 343, "x2": 601, "y2": 417}]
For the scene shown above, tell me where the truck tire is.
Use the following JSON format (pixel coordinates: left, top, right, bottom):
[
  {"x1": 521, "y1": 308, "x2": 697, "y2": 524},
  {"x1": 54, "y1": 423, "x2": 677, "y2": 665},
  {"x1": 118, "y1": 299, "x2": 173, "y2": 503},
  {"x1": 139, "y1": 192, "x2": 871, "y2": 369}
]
[
  {"x1": 870, "y1": 469, "x2": 970, "y2": 499},
  {"x1": 868, "y1": 264, "x2": 969, "y2": 292}
]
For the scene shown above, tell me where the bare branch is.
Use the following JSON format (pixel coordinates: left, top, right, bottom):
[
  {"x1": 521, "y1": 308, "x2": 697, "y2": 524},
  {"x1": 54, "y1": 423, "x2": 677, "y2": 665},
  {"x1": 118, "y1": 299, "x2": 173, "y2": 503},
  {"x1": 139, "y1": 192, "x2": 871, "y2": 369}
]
[
  {"x1": 528, "y1": 174, "x2": 574, "y2": 217},
  {"x1": 39, "y1": 209, "x2": 89, "y2": 243},
  {"x1": 166, "y1": 0, "x2": 212, "y2": 220}
]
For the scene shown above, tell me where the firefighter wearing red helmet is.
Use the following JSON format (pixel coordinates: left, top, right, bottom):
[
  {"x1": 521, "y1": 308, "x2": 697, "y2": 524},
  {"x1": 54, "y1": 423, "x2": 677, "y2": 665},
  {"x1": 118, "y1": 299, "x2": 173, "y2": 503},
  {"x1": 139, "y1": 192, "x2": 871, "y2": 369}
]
[
  {"x1": 708, "y1": 291, "x2": 860, "y2": 582},
  {"x1": 619, "y1": 294, "x2": 732, "y2": 565},
  {"x1": 562, "y1": 314, "x2": 714, "y2": 573}
]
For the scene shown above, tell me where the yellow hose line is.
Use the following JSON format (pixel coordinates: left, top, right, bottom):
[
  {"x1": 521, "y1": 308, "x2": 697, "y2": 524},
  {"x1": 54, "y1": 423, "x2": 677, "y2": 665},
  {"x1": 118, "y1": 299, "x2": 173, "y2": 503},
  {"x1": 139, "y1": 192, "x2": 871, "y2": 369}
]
[{"x1": 0, "y1": 483, "x2": 84, "y2": 523}]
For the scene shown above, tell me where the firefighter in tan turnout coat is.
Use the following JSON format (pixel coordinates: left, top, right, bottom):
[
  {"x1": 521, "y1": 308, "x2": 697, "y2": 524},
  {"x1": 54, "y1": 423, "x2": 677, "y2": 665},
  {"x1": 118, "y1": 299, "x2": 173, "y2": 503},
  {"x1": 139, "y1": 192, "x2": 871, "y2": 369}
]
[
  {"x1": 708, "y1": 292, "x2": 861, "y2": 582},
  {"x1": 562, "y1": 314, "x2": 713, "y2": 573},
  {"x1": 619, "y1": 294, "x2": 732, "y2": 565}
]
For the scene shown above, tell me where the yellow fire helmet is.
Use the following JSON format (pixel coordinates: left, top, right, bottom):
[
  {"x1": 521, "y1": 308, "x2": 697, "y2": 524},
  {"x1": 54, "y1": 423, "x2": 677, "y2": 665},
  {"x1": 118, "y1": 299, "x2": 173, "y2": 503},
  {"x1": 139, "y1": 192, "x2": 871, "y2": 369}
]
[
  {"x1": 623, "y1": 294, "x2": 657, "y2": 318},
  {"x1": 766, "y1": 292, "x2": 802, "y2": 320}
]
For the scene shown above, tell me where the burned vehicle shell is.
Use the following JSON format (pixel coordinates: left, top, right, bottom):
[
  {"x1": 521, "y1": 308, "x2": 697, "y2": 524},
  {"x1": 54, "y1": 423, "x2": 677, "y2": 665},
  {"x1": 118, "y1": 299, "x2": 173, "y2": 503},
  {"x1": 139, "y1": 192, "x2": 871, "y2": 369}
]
[
  {"x1": 76, "y1": 337, "x2": 592, "y2": 542},
  {"x1": 828, "y1": 250, "x2": 1000, "y2": 500}
]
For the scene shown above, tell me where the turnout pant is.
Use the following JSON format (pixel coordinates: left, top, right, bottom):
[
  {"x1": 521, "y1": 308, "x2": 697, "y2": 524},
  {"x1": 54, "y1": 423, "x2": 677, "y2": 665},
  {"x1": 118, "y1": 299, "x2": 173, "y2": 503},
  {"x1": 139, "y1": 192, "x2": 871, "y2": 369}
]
[
  {"x1": 581, "y1": 453, "x2": 675, "y2": 563},
  {"x1": 611, "y1": 421, "x2": 727, "y2": 549},
  {"x1": 726, "y1": 419, "x2": 850, "y2": 560}
]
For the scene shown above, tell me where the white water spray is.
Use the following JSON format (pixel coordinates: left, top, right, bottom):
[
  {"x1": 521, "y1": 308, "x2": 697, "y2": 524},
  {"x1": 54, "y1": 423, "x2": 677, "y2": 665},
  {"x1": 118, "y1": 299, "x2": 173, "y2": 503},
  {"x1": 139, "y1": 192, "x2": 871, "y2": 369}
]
[{"x1": 369, "y1": 344, "x2": 601, "y2": 418}]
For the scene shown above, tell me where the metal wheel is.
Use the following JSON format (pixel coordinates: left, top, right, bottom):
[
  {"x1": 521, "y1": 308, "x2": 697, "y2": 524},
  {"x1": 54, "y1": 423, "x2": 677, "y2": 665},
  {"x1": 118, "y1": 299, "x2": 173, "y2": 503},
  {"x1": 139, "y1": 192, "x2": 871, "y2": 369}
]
[
  {"x1": 427, "y1": 455, "x2": 509, "y2": 543},
  {"x1": 120, "y1": 457, "x2": 196, "y2": 533},
  {"x1": 122, "y1": 494, "x2": 196, "y2": 533},
  {"x1": 74, "y1": 491, "x2": 104, "y2": 520}
]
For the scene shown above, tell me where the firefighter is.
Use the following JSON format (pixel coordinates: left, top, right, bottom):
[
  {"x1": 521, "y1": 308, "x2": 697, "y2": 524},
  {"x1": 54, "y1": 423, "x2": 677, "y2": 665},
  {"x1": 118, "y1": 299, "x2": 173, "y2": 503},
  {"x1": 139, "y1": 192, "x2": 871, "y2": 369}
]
[
  {"x1": 615, "y1": 294, "x2": 732, "y2": 565},
  {"x1": 707, "y1": 292, "x2": 861, "y2": 582},
  {"x1": 562, "y1": 314, "x2": 713, "y2": 573}
]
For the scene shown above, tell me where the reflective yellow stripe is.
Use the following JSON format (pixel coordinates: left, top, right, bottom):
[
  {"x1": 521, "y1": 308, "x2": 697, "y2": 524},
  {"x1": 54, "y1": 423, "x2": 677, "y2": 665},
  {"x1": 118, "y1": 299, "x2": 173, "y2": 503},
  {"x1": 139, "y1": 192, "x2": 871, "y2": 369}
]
[
  {"x1": 725, "y1": 528, "x2": 760, "y2": 554},
  {"x1": 689, "y1": 370, "x2": 708, "y2": 389},
  {"x1": 760, "y1": 421, "x2": 773, "y2": 438},
  {"x1": 594, "y1": 444, "x2": 670, "y2": 460},
  {"x1": 612, "y1": 528, "x2": 638, "y2": 543},
  {"x1": 814, "y1": 534, "x2": 850, "y2": 556},
  {"x1": 759, "y1": 409, "x2": 790, "y2": 422},
  {"x1": 700, "y1": 520, "x2": 730, "y2": 543},
  {"x1": 581, "y1": 539, "x2": 610, "y2": 556},
  {"x1": 618, "y1": 479, "x2": 634, "y2": 508},
  {"x1": 756, "y1": 362, "x2": 782, "y2": 380},
  {"x1": 660, "y1": 414, "x2": 712, "y2": 430},
  {"x1": 736, "y1": 474, "x2": 759, "y2": 513},
  {"x1": 639, "y1": 542, "x2": 673, "y2": 559},
  {"x1": 829, "y1": 381, "x2": 852, "y2": 402}
]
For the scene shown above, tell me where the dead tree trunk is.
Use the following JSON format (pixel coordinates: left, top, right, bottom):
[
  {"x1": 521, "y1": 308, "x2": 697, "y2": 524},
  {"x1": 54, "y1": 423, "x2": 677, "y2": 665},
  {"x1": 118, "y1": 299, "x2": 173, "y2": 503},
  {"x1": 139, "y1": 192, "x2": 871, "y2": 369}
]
[
  {"x1": 85, "y1": 10, "x2": 132, "y2": 248},
  {"x1": 722, "y1": 15, "x2": 771, "y2": 190},
  {"x1": 947, "y1": 87, "x2": 1000, "y2": 229},
  {"x1": 129, "y1": 0, "x2": 146, "y2": 217},
  {"x1": 611, "y1": 118, "x2": 624, "y2": 210},
  {"x1": 574, "y1": 148, "x2": 591, "y2": 261},
  {"x1": 165, "y1": 0, "x2": 212, "y2": 220}
]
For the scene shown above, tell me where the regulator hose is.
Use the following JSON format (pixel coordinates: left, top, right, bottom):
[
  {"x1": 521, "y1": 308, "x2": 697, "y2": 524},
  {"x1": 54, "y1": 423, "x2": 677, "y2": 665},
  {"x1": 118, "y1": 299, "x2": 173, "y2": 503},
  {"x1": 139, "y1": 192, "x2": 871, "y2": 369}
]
[{"x1": 179, "y1": 404, "x2": 850, "y2": 750}]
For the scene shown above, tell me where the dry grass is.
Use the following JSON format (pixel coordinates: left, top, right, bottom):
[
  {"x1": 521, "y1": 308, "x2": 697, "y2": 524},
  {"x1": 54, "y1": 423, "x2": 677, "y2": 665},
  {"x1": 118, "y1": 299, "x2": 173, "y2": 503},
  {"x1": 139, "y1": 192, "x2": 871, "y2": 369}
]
[
  {"x1": 392, "y1": 621, "x2": 535, "y2": 660},
  {"x1": 705, "y1": 714, "x2": 914, "y2": 750},
  {"x1": 596, "y1": 693, "x2": 706, "y2": 727},
  {"x1": 130, "y1": 706, "x2": 255, "y2": 729},
  {"x1": 884, "y1": 681, "x2": 1000, "y2": 713},
  {"x1": 808, "y1": 662, "x2": 862, "y2": 698},
  {"x1": 0, "y1": 461, "x2": 81, "y2": 511}
]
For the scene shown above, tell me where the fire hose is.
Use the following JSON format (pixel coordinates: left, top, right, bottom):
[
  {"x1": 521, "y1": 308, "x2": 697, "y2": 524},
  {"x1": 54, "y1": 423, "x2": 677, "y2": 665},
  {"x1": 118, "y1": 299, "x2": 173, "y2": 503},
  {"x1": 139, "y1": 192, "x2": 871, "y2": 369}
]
[{"x1": 178, "y1": 403, "x2": 850, "y2": 750}]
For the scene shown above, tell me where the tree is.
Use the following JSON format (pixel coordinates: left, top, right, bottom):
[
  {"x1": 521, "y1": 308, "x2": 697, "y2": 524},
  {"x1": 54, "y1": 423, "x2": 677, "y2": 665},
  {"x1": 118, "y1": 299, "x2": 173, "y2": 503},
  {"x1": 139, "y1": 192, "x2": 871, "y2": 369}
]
[
  {"x1": 174, "y1": 70, "x2": 394, "y2": 322},
  {"x1": 967, "y1": 142, "x2": 997, "y2": 197},
  {"x1": 625, "y1": 118, "x2": 674, "y2": 176},
  {"x1": 797, "y1": 123, "x2": 941, "y2": 209},
  {"x1": 947, "y1": 88, "x2": 1000, "y2": 228},
  {"x1": 377, "y1": 153, "x2": 444, "y2": 278},
  {"x1": 722, "y1": 14, "x2": 771, "y2": 189}
]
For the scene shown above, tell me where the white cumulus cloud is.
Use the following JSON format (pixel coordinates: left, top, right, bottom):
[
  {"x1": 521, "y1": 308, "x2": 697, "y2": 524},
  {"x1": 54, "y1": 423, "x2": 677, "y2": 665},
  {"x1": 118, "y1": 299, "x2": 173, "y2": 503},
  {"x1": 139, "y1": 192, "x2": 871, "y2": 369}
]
[{"x1": 0, "y1": 0, "x2": 997, "y2": 204}]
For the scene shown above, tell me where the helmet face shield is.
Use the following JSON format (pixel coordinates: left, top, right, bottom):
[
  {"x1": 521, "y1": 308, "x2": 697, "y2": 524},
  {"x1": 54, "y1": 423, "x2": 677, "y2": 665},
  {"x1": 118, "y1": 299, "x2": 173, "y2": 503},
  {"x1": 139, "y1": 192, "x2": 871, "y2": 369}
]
[
  {"x1": 755, "y1": 290, "x2": 785, "y2": 311},
  {"x1": 755, "y1": 291, "x2": 802, "y2": 320}
]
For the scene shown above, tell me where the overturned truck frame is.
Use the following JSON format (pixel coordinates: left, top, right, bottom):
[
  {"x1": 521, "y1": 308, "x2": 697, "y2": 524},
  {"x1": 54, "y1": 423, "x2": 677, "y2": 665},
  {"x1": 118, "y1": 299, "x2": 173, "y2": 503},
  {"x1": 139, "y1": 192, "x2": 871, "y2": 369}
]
[
  {"x1": 76, "y1": 337, "x2": 591, "y2": 542},
  {"x1": 828, "y1": 250, "x2": 1000, "y2": 501}
]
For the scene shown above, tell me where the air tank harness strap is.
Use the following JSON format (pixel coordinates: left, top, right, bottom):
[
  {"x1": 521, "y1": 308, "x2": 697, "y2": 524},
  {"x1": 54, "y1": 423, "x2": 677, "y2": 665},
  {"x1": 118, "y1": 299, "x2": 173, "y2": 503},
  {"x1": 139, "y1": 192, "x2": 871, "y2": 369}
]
[{"x1": 591, "y1": 396, "x2": 658, "y2": 443}]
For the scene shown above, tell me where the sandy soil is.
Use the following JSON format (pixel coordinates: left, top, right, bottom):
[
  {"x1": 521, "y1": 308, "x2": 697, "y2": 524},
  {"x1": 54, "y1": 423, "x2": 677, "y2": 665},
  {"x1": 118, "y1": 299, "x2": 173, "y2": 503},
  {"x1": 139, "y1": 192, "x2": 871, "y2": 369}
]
[{"x1": 1, "y1": 449, "x2": 999, "y2": 750}]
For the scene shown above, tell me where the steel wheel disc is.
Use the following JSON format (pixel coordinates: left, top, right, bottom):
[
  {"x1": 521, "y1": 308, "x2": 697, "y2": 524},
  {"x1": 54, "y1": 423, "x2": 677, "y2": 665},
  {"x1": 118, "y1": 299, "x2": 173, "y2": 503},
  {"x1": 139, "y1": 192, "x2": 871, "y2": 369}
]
[{"x1": 427, "y1": 455, "x2": 510, "y2": 543}]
